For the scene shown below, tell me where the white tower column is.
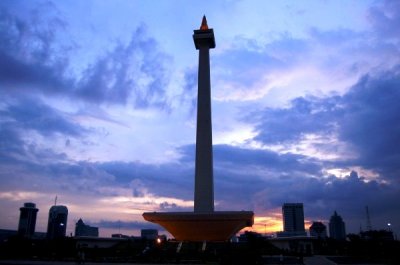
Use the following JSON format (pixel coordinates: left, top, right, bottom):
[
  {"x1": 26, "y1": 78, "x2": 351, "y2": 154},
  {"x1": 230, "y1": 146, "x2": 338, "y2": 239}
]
[{"x1": 193, "y1": 16, "x2": 216, "y2": 213}]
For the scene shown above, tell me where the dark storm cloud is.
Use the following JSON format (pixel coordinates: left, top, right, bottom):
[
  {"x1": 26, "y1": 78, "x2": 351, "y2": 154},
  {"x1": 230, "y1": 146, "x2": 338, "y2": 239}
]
[
  {"x1": 87, "y1": 145, "x2": 400, "y2": 233},
  {"x1": 252, "y1": 66, "x2": 400, "y2": 183},
  {"x1": 0, "y1": 157, "x2": 120, "y2": 205},
  {"x1": 1, "y1": 97, "x2": 86, "y2": 137},
  {"x1": 252, "y1": 96, "x2": 341, "y2": 144},
  {"x1": 176, "y1": 144, "x2": 324, "y2": 210},
  {"x1": 91, "y1": 220, "x2": 161, "y2": 231},
  {"x1": 0, "y1": 4, "x2": 171, "y2": 108},
  {"x1": 252, "y1": 170, "x2": 400, "y2": 232},
  {"x1": 0, "y1": 51, "x2": 70, "y2": 94},
  {"x1": 213, "y1": 144, "x2": 322, "y2": 176},
  {"x1": 253, "y1": 171, "x2": 393, "y2": 214},
  {"x1": 0, "y1": 5, "x2": 72, "y2": 95},
  {"x1": 339, "y1": 69, "x2": 400, "y2": 180},
  {"x1": 1, "y1": 120, "x2": 399, "y2": 234},
  {"x1": 0, "y1": 116, "x2": 75, "y2": 170},
  {"x1": 0, "y1": 124, "x2": 26, "y2": 163},
  {"x1": 98, "y1": 161, "x2": 194, "y2": 201}
]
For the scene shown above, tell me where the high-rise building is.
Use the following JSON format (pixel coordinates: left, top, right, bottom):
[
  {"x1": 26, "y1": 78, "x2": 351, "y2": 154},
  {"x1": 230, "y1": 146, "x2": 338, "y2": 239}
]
[
  {"x1": 75, "y1": 219, "x2": 98, "y2": 237},
  {"x1": 47, "y1": 205, "x2": 68, "y2": 239},
  {"x1": 281, "y1": 203, "x2": 306, "y2": 236},
  {"x1": 18, "y1": 202, "x2": 39, "y2": 237},
  {"x1": 310, "y1": 221, "x2": 327, "y2": 238},
  {"x1": 329, "y1": 211, "x2": 346, "y2": 240}
]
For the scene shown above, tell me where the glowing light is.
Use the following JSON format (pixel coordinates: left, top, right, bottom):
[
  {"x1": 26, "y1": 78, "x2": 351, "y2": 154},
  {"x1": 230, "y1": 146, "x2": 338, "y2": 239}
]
[
  {"x1": 156, "y1": 237, "x2": 162, "y2": 244},
  {"x1": 243, "y1": 214, "x2": 283, "y2": 234},
  {"x1": 0, "y1": 191, "x2": 43, "y2": 201}
]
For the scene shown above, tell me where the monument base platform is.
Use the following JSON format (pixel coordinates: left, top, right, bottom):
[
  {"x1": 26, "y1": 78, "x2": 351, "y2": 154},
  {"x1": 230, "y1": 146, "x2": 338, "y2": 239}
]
[{"x1": 142, "y1": 211, "x2": 254, "y2": 242}]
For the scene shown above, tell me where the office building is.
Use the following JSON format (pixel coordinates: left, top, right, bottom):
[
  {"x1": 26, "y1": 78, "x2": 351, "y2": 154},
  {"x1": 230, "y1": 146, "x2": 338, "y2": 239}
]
[
  {"x1": 280, "y1": 203, "x2": 306, "y2": 237},
  {"x1": 75, "y1": 219, "x2": 98, "y2": 237},
  {"x1": 47, "y1": 205, "x2": 68, "y2": 239},
  {"x1": 329, "y1": 211, "x2": 346, "y2": 240},
  {"x1": 309, "y1": 221, "x2": 327, "y2": 238},
  {"x1": 17, "y1": 202, "x2": 38, "y2": 237}
]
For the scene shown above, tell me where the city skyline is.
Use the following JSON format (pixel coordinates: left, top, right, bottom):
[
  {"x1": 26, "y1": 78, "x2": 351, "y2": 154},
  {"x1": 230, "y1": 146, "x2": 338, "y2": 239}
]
[
  {"x1": 1, "y1": 0, "x2": 400, "y2": 238},
  {"x1": 3, "y1": 200, "x2": 354, "y2": 237}
]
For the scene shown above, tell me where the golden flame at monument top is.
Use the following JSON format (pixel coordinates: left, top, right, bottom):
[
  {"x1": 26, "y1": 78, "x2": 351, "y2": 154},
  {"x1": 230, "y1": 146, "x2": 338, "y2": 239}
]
[{"x1": 200, "y1": 15, "x2": 209, "y2": 30}]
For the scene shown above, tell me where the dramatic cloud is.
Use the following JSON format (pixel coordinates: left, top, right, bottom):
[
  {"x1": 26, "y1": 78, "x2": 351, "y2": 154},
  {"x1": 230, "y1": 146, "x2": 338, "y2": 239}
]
[
  {"x1": 252, "y1": 96, "x2": 339, "y2": 144},
  {"x1": 0, "y1": 3, "x2": 172, "y2": 108},
  {"x1": 339, "y1": 68, "x2": 400, "y2": 181},
  {"x1": 252, "y1": 66, "x2": 400, "y2": 183},
  {"x1": 1, "y1": 97, "x2": 86, "y2": 137},
  {"x1": 90, "y1": 220, "x2": 160, "y2": 231},
  {"x1": 0, "y1": 3, "x2": 72, "y2": 94},
  {"x1": 76, "y1": 25, "x2": 172, "y2": 107}
]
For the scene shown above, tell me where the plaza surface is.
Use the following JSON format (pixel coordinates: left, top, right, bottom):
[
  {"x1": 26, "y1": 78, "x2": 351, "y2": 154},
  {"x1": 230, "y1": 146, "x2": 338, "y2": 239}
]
[{"x1": 0, "y1": 260, "x2": 215, "y2": 265}]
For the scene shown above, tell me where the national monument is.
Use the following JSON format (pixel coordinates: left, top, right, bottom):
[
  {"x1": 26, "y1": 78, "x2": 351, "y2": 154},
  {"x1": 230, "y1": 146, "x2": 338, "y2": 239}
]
[{"x1": 143, "y1": 16, "x2": 254, "y2": 242}]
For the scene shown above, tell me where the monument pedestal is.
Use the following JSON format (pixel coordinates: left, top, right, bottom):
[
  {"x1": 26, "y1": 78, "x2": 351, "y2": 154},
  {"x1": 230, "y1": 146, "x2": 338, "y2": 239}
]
[{"x1": 143, "y1": 211, "x2": 254, "y2": 242}]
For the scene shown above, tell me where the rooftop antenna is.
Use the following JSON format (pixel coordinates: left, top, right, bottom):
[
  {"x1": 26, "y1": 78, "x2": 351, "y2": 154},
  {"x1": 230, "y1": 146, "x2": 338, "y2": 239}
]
[
  {"x1": 54, "y1": 195, "x2": 58, "y2": 206},
  {"x1": 366, "y1": 206, "x2": 372, "y2": 231}
]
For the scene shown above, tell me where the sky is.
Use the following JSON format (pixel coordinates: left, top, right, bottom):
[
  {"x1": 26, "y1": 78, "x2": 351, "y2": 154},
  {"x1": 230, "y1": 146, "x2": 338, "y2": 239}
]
[{"x1": 0, "y1": 0, "x2": 400, "y2": 238}]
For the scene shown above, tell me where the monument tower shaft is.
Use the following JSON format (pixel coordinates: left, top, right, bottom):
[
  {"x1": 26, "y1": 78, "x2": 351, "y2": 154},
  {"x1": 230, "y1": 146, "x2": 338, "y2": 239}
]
[{"x1": 193, "y1": 16, "x2": 216, "y2": 213}]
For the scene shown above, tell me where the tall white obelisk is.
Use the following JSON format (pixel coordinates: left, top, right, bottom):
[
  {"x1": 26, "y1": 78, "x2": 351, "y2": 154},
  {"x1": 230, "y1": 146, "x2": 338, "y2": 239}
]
[
  {"x1": 193, "y1": 16, "x2": 216, "y2": 213},
  {"x1": 143, "y1": 17, "x2": 253, "y2": 242}
]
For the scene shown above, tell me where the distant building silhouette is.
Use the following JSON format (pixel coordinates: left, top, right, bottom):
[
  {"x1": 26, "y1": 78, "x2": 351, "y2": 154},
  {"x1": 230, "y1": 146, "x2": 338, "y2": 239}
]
[
  {"x1": 309, "y1": 221, "x2": 327, "y2": 238},
  {"x1": 111, "y1": 233, "x2": 130, "y2": 238},
  {"x1": 75, "y1": 219, "x2": 98, "y2": 237},
  {"x1": 278, "y1": 203, "x2": 307, "y2": 237},
  {"x1": 18, "y1": 202, "x2": 38, "y2": 238},
  {"x1": 141, "y1": 229, "x2": 158, "y2": 240},
  {"x1": 360, "y1": 229, "x2": 394, "y2": 241},
  {"x1": 329, "y1": 211, "x2": 346, "y2": 240},
  {"x1": 47, "y1": 205, "x2": 68, "y2": 239}
]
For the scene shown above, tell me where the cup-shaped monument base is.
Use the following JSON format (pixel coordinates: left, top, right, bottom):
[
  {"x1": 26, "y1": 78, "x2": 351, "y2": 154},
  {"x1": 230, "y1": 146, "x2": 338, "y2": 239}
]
[{"x1": 143, "y1": 211, "x2": 254, "y2": 242}]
